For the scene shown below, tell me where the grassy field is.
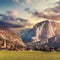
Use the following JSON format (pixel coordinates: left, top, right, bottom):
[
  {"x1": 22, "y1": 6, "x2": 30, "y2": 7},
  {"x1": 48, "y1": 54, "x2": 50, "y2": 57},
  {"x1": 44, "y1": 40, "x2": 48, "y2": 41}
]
[{"x1": 0, "y1": 50, "x2": 60, "y2": 60}]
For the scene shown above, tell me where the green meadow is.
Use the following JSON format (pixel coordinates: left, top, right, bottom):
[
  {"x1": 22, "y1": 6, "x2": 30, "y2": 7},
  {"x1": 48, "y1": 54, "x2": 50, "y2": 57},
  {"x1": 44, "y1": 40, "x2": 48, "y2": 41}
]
[{"x1": 0, "y1": 51, "x2": 60, "y2": 60}]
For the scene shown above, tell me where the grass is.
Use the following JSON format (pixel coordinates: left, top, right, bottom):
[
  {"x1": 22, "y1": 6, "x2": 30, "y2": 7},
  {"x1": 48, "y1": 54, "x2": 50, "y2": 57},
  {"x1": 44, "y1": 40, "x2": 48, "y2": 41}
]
[{"x1": 0, "y1": 50, "x2": 60, "y2": 60}]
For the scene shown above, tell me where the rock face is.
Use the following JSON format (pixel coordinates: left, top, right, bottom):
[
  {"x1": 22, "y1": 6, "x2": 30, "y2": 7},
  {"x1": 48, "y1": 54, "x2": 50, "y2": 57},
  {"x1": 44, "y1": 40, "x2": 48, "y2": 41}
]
[
  {"x1": 0, "y1": 26, "x2": 25, "y2": 50},
  {"x1": 19, "y1": 20, "x2": 60, "y2": 48},
  {"x1": 19, "y1": 28, "x2": 33, "y2": 42},
  {"x1": 19, "y1": 20, "x2": 56, "y2": 42},
  {"x1": 31, "y1": 20, "x2": 56, "y2": 43}
]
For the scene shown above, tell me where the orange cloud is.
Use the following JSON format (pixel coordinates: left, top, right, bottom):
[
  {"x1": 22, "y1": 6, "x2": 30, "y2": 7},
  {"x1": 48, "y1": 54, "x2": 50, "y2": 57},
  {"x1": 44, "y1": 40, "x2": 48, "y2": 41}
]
[
  {"x1": 30, "y1": 10, "x2": 60, "y2": 20},
  {"x1": 12, "y1": 0, "x2": 32, "y2": 5},
  {"x1": 26, "y1": 0, "x2": 32, "y2": 4},
  {"x1": 49, "y1": 15, "x2": 60, "y2": 20},
  {"x1": 7, "y1": 10, "x2": 19, "y2": 18}
]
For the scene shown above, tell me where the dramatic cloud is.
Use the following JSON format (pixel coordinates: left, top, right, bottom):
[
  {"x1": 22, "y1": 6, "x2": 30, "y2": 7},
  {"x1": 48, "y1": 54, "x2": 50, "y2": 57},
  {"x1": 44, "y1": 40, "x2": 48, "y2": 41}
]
[
  {"x1": 26, "y1": 1, "x2": 60, "y2": 20},
  {"x1": 49, "y1": 15, "x2": 60, "y2": 20},
  {"x1": 31, "y1": 10, "x2": 60, "y2": 20},
  {"x1": 0, "y1": 12, "x2": 28, "y2": 22},
  {"x1": 7, "y1": 11, "x2": 19, "y2": 18},
  {"x1": 45, "y1": 1, "x2": 60, "y2": 13},
  {"x1": 44, "y1": 1, "x2": 60, "y2": 20},
  {"x1": 0, "y1": 12, "x2": 33, "y2": 28},
  {"x1": 32, "y1": 11, "x2": 46, "y2": 18}
]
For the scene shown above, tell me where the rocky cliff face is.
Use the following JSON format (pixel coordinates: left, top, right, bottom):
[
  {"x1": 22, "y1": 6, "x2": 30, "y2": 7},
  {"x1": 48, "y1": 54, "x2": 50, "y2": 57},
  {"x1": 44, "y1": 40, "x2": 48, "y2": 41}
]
[
  {"x1": 19, "y1": 20, "x2": 60, "y2": 48},
  {"x1": 32, "y1": 20, "x2": 56, "y2": 43},
  {"x1": 0, "y1": 26, "x2": 25, "y2": 50},
  {"x1": 19, "y1": 20, "x2": 56, "y2": 42}
]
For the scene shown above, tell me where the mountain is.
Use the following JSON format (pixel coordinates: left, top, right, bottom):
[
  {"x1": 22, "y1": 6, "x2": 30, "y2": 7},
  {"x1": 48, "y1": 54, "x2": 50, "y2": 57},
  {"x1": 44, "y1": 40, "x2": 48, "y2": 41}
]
[
  {"x1": 0, "y1": 26, "x2": 25, "y2": 50},
  {"x1": 19, "y1": 20, "x2": 55, "y2": 42},
  {"x1": 19, "y1": 20, "x2": 60, "y2": 48},
  {"x1": 19, "y1": 28, "x2": 33, "y2": 42}
]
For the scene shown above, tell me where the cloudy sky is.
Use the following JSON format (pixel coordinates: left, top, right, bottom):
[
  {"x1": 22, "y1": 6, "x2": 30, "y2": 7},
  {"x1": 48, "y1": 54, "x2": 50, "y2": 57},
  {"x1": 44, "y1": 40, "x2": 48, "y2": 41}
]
[{"x1": 0, "y1": 0, "x2": 60, "y2": 24}]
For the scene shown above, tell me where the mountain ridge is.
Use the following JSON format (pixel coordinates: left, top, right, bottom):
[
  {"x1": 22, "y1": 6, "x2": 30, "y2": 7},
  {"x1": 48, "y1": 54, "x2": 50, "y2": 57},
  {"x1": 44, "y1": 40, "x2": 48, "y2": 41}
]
[
  {"x1": 0, "y1": 26, "x2": 25, "y2": 50},
  {"x1": 19, "y1": 20, "x2": 60, "y2": 48}
]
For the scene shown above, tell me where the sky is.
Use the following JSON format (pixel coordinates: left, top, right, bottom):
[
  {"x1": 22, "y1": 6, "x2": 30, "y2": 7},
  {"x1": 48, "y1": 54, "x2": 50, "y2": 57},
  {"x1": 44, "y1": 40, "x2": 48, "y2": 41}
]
[{"x1": 0, "y1": 0, "x2": 60, "y2": 25}]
